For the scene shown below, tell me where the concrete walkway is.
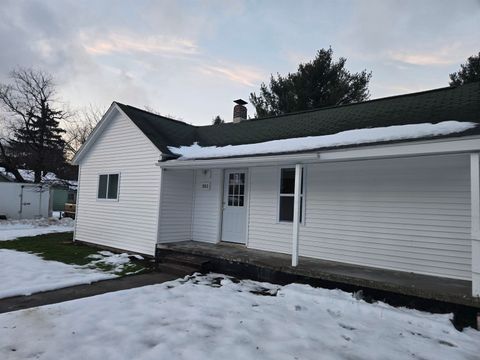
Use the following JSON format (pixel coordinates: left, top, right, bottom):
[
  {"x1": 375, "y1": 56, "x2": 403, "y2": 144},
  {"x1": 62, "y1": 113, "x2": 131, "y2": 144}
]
[{"x1": 0, "y1": 272, "x2": 180, "y2": 314}]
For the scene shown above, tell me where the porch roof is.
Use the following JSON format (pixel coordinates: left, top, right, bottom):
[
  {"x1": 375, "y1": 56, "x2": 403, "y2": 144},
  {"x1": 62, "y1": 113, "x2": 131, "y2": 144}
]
[{"x1": 156, "y1": 135, "x2": 480, "y2": 169}]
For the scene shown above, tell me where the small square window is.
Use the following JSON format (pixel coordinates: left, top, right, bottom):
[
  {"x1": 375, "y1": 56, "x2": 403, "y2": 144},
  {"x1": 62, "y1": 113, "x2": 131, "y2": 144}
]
[{"x1": 97, "y1": 174, "x2": 119, "y2": 200}]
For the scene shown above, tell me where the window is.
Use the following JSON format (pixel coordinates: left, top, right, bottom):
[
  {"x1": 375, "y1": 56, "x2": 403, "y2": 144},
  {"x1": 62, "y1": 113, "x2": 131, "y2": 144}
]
[
  {"x1": 97, "y1": 174, "x2": 119, "y2": 200},
  {"x1": 279, "y1": 168, "x2": 303, "y2": 222},
  {"x1": 227, "y1": 172, "x2": 245, "y2": 207}
]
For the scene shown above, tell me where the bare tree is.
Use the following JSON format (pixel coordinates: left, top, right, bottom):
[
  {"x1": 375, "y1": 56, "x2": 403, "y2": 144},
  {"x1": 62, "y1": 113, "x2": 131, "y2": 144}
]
[
  {"x1": 0, "y1": 68, "x2": 67, "y2": 183},
  {"x1": 144, "y1": 105, "x2": 183, "y2": 121},
  {"x1": 64, "y1": 104, "x2": 104, "y2": 157}
]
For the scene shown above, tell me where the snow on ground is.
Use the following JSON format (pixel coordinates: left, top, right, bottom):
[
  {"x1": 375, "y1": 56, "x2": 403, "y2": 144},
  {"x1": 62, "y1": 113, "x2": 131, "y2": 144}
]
[
  {"x1": 1, "y1": 273, "x2": 478, "y2": 360},
  {"x1": 0, "y1": 250, "x2": 116, "y2": 299},
  {"x1": 85, "y1": 250, "x2": 144, "y2": 275},
  {"x1": 0, "y1": 217, "x2": 74, "y2": 241},
  {"x1": 169, "y1": 121, "x2": 476, "y2": 159}
]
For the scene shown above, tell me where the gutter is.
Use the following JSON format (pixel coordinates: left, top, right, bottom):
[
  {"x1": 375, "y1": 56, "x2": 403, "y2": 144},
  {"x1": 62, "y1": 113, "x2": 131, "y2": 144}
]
[
  {"x1": 156, "y1": 152, "x2": 320, "y2": 169},
  {"x1": 157, "y1": 135, "x2": 480, "y2": 169}
]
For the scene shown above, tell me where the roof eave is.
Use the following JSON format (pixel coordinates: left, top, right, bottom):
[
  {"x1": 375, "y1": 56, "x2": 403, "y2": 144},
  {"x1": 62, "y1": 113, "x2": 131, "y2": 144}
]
[{"x1": 159, "y1": 134, "x2": 480, "y2": 169}]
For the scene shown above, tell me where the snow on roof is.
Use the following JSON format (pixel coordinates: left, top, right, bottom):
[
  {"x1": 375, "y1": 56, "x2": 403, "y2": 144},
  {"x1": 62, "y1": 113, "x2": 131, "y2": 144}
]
[
  {"x1": 168, "y1": 121, "x2": 477, "y2": 160},
  {"x1": 0, "y1": 168, "x2": 77, "y2": 189}
]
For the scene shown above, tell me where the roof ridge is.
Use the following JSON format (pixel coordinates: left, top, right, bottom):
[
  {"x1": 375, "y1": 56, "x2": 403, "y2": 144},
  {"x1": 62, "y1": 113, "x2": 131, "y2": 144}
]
[
  {"x1": 114, "y1": 102, "x2": 194, "y2": 128},
  {"x1": 115, "y1": 81, "x2": 480, "y2": 133},
  {"x1": 240, "y1": 82, "x2": 480, "y2": 124}
]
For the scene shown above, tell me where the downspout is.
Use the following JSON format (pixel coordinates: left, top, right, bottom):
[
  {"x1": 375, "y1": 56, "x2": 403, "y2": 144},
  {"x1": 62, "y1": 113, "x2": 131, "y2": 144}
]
[
  {"x1": 291, "y1": 163, "x2": 302, "y2": 266},
  {"x1": 470, "y1": 153, "x2": 480, "y2": 297},
  {"x1": 190, "y1": 169, "x2": 197, "y2": 241},
  {"x1": 38, "y1": 185, "x2": 43, "y2": 218},
  {"x1": 19, "y1": 185, "x2": 24, "y2": 219}
]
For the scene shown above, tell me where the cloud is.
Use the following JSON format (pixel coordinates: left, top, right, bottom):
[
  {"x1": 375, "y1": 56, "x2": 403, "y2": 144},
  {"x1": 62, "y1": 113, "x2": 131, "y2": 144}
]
[
  {"x1": 199, "y1": 64, "x2": 265, "y2": 87},
  {"x1": 388, "y1": 45, "x2": 470, "y2": 66},
  {"x1": 82, "y1": 32, "x2": 198, "y2": 56},
  {"x1": 339, "y1": 0, "x2": 480, "y2": 64}
]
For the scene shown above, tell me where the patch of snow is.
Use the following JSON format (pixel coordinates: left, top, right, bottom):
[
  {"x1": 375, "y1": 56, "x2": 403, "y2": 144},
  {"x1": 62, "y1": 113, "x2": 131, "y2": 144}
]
[
  {"x1": 169, "y1": 121, "x2": 477, "y2": 160},
  {"x1": 0, "y1": 250, "x2": 115, "y2": 299},
  {"x1": 0, "y1": 273, "x2": 478, "y2": 359},
  {"x1": 85, "y1": 251, "x2": 137, "y2": 274},
  {"x1": 0, "y1": 218, "x2": 74, "y2": 241}
]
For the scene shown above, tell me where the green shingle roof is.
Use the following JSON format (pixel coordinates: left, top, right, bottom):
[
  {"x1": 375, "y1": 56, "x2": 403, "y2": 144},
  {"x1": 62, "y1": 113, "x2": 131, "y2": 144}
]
[{"x1": 116, "y1": 81, "x2": 480, "y2": 158}]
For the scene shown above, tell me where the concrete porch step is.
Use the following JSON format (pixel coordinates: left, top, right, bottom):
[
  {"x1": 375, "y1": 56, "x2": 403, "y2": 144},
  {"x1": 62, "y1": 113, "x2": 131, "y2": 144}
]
[
  {"x1": 157, "y1": 250, "x2": 211, "y2": 268},
  {"x1": 156, "y1": 263, "x2": 199, "y2": 277}
]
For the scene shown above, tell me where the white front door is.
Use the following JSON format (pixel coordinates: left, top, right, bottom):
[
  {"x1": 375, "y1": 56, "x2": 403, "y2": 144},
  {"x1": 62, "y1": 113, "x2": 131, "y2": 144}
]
[{"x1": 221, "y1": 169, "x2": 247, "y2": 244}]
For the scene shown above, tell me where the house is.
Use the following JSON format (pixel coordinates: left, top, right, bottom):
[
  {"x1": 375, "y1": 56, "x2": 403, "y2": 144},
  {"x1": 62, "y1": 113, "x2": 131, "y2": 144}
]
[{"x1": 72, "y1": 82, "x2": 480, "y2": 297}]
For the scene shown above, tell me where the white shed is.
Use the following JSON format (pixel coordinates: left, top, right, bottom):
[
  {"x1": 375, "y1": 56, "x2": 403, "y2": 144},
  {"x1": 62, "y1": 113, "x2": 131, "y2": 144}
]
[{"x1": 0, "y1": 183, "x2": 50, "y2": 219}]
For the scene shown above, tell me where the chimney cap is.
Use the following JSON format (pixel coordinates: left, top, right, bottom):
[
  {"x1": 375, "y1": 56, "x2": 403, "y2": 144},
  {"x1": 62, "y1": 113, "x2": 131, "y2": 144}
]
[{"x1": 234, "y1": 99, "x2": 248, "y2": 106}]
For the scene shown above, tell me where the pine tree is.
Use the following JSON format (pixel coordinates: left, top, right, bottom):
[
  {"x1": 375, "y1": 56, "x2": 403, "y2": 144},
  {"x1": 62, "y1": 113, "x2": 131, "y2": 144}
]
[
  {"x1": 0, "y1": 69, "x2": 67, "y2": 183},
  {"x1": 212, "y1": 115, "x2": 224, "y2": 125},
  {"x1": 250, "y1": 48, "x2": 371, "y2": 117},
  {"x1": 449, "y1": 52, "x2": 480, "y2": 86}
]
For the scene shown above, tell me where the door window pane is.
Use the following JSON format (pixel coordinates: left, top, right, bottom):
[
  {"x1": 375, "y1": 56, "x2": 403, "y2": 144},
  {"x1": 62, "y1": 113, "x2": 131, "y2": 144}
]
[{"x1": 227, "y1": 172, "x2": 246, "y2": 207}]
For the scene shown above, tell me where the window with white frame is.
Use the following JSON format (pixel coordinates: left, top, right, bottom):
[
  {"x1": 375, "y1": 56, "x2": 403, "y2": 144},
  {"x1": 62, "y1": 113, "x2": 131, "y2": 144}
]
[
  {"x1": 279, "y1": 168, "x2": 303, "y2": 222},
  {"x1": 97, "y1": 174, "x2": 119, "y2": 200}
]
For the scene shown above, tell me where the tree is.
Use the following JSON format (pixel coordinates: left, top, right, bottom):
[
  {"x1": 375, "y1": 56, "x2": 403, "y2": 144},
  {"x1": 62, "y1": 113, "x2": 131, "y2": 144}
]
[
  {"x1": 212, "y1": 115, "x2": 224, "y2": 125},
  {"x1": 250, "y1": 48, "x2": 372, "y2": 117},
  {"x1": 144, "y1": 106, "x2": 183, "y2": 121},
  {"x1": 64, "y1": 104, "x2": 104, "y2": 157},
  {"x1": 449, "y1": 52, "x2": 480, "y2": 86},
  {"x1": 0, "y1": 68, "x2": 67, "y2": 183}
]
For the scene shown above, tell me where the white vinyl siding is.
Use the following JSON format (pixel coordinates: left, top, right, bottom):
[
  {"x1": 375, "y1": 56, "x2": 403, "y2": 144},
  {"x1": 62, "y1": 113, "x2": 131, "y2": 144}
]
[
  {"x1": 192, "y1": 169, "x2": 222, "y2": 243},
  {"x1": 74, "y1": 110, "x2": 162, "y2": 256},
  {"x1": 247, "y1": 154, "x2": 471, "y2": 280},
  {"x1": 157, "y1": 169, "x2": 194, "y2": 243},
  {"x1": 248, "y1": 167, "x2": 293, "y2": 254}
]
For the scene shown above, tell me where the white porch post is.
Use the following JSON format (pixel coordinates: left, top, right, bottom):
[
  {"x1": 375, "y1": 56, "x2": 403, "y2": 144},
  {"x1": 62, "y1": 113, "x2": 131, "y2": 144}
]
[
  {"x1": 291, "y1": 164, "x2": 302, "y2": 267},
  {"x1": 470, "y1": 153, "x2": 480, "y2": 297}
]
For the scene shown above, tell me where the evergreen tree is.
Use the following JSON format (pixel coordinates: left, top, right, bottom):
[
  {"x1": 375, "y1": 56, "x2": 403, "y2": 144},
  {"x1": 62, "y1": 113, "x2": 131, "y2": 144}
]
[
  {"x1": 449, "y1": 52, "x2": 480, "y2": 86},
  {"x1": 0, "y1": 69, "x2": 67, "y2": 183},
  {"x1": 250, "y1": 48, "x2": 371, "y2": 117},
  {"x1": 212, "y1": 115, "x2": 224, "y2": 125}
]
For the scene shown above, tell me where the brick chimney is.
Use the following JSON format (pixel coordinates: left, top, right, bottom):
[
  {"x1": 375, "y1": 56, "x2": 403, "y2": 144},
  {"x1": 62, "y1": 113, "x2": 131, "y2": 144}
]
[{"x1": 233, "y1": 99, "x2": 247, "y2": 123}]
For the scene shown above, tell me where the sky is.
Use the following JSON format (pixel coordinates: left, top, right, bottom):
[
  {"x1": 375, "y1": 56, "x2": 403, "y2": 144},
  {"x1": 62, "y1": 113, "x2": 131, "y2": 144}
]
[{"x1": 0, "y1": 0, "x2": 479, "y2": 126}]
